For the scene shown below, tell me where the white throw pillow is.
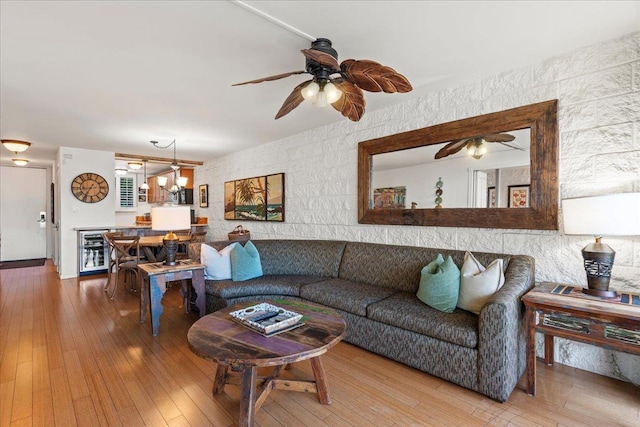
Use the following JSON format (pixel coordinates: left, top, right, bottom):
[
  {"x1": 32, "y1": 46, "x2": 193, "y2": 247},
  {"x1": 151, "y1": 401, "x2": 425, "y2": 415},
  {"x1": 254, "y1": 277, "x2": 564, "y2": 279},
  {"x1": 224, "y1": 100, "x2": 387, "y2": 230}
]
[
  {"x1": 457, "y1": 251, "x2": 505, "y2": 314},
  {"x1": 201, "y1": 243, "x2": 237, "y2": 280}
]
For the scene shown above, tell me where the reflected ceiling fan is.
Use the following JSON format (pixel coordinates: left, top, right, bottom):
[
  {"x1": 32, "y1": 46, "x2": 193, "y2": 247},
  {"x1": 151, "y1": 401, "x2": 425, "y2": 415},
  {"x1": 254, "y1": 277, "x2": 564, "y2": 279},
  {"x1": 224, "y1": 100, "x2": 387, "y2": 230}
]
[
  {"x1": 233, "y1": 38, "x2": 412, "y2": 122},
  {"x1": 434, "y1": 133, "x2": 522, "y2": 160}
]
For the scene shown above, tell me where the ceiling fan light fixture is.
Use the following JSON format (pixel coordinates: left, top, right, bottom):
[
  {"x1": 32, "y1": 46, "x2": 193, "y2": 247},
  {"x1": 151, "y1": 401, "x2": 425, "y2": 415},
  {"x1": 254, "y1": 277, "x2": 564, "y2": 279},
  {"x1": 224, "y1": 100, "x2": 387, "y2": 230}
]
[
  {"x1": 324, "y1": 82, "x2": 342, "y2": 103},
  {"x1": 2, "y1": 140, "x2": 31, "y2": 154},
  {"x1": 312, "y1": 90, "x2": 328, "y2": 107},
  {"x1": 467, "y1": 140, "x2": 486, "y2": 160},
  {"x1": 301, "y1": 81, "x2": 320, "y2": 100},
  {"x1": 12, "y1": 158, "x2": 29, "y2": 166}
]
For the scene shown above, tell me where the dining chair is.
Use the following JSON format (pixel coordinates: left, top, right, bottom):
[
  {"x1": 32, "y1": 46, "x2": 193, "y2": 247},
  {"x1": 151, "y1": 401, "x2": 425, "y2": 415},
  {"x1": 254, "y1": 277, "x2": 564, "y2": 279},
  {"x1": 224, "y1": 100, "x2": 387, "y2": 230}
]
[
  {"x1": 103, "y1": 231, "x2": 123, "y2": 293},
  {"x1": 175, "y1": 230, "x2": 192, "y2": 260},
  {"x1": 190, "y1": 231, "x2": 207, "y2": 243},
  {"x1": 105, "y1": 235, "x2": 141, "y2": 300}
]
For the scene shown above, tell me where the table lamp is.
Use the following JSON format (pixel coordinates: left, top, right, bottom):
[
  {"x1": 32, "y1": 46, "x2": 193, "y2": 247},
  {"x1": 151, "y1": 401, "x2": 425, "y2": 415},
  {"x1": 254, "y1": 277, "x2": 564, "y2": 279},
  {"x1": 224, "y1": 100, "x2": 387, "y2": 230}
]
[
  {"x1": 562, "y1": 193, "x2": 640, "y2": 298},
  {"x1": 151, "y1": 206, "x2": 191, "y2": 266}
]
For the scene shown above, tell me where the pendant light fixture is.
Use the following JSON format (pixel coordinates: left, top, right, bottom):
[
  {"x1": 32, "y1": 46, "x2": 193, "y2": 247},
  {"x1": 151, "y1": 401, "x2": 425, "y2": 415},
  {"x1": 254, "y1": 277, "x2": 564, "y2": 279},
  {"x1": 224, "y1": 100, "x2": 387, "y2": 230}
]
[
  {"x1": 150, "y1": 139, "x2": 188, "y2": 195},
  {"x1": 140, "y1": 160, "x2": 150, "y2": 190}
]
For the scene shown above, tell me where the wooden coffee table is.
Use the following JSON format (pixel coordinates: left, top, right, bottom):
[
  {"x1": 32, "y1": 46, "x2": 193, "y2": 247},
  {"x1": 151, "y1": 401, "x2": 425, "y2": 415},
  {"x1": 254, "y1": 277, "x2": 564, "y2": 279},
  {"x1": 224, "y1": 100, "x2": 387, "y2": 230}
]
[{"x1": 187, "y1": 300, "x2": 346, "y2": 427}]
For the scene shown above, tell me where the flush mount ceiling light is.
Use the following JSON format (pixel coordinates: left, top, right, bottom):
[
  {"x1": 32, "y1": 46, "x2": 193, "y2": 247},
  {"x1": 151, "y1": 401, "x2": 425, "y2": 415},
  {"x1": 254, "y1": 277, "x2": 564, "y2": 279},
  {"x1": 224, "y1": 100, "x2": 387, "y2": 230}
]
[
  {"x1": 128, "y1": 161, "x2": 143, "y2": 170},
  {"x1": 115, "y1": 168, "x2": 128, "y2": 175},
  {"x1": 2, "y1": 139, "x2": 31, "y2": 154},
  {"x1": 12, "y1": 158, "x2": 29, "y2": 166}
]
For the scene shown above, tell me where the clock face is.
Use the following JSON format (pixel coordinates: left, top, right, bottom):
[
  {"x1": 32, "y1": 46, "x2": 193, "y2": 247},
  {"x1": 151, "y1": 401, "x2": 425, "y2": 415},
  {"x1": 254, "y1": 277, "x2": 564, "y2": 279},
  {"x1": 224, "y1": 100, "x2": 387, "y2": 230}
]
[{"x1": 71, "y1": 173, "x2": 109, "y2": 203}]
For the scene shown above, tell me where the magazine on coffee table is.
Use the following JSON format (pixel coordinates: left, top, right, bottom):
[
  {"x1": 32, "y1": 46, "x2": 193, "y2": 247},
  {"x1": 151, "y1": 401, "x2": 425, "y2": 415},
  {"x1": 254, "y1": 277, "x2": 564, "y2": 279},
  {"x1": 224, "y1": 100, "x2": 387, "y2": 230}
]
[{"x1": 230, "y1": 303, "x2": 304, "y2": 336}]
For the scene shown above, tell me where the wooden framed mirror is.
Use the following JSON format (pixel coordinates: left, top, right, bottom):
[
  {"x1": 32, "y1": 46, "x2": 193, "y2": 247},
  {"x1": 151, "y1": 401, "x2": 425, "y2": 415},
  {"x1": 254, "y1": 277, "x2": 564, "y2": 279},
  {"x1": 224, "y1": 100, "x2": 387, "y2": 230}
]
[{"x1": 358, "y1": 100, "x2": 558, "y2": 229}]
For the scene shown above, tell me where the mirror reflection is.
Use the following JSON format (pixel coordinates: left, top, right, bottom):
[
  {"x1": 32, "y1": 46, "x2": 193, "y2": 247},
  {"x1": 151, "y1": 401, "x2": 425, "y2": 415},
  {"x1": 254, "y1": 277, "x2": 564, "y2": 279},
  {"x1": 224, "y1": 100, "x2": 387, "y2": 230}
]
[
  {"x1": 372, "y1": 129, "x2": 530, "y2": 209},
  {"x1": 357, "y1": 100, "x2": 558, "y2": 230}
]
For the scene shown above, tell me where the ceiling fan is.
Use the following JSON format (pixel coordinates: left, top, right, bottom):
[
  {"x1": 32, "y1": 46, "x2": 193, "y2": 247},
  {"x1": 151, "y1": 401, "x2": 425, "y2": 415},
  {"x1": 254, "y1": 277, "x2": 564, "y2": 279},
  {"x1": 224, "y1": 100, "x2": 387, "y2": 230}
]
[
  {"x1": 232, "y1": 38, "x2": 412, "y2": 122},
  {"x1": 434, "y1": 133, "x2": 522, "y2": 160}
]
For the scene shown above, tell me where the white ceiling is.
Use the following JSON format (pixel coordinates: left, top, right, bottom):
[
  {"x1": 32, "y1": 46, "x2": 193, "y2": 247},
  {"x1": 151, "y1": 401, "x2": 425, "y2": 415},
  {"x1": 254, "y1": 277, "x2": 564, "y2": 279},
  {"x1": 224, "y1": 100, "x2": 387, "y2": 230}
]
[{"x1": 1, "y1": 1, "x2": 638, "y2": 173}]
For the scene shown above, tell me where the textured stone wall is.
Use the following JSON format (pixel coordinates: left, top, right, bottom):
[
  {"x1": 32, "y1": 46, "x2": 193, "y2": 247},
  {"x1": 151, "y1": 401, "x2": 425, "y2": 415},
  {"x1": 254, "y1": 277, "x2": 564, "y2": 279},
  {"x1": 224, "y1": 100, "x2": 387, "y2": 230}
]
[{"x1": 196, "y1": 32, "x2": 640, "y2": 384}]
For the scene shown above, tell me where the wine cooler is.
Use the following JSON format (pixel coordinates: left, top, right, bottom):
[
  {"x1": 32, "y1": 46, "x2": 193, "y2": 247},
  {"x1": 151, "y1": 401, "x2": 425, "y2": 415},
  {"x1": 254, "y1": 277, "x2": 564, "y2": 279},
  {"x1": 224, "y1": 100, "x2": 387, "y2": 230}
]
[{"x1": 78, "y1": 230, "x2": 108, "y2": 275}]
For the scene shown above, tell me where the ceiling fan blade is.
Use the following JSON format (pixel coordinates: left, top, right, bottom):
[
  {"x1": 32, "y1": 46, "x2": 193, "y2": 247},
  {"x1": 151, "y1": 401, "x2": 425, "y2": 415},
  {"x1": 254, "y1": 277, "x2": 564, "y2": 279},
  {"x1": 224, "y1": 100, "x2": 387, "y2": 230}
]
[
  {"x1": 340, "y1": 59, "x2": 413, "y2": 93},
  {"x1": 331, "y1": 78, "x2": 366, "y2": 121},
  {"x1": 434, "y1": 139, "x2": 470, "y2": 159},
  {"x1": 497, "y1": 142, "x2": 526, "y2": 151},
  {"x1": 483, "y1": 133, "x2": 516, "y2": 142},
  {"x1": 301, "y1": 49, "x2": 340, "y2": 70},
  {"x1": 275, "y1": 80, "x2": 312, "y2": 120},
  {"x1": 232, "y1": 70, "x2": 307, "y2": 86}
]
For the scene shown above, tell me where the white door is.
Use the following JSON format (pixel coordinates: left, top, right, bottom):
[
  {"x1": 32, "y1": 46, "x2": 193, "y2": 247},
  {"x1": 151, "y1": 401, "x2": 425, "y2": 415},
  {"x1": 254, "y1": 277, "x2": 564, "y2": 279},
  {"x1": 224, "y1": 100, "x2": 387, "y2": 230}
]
[
  {"x1": 473, "y1": 170, "x2": 488, "y2": 208},
  {"x1": 0, "y1": 166, "x2": 47, "y2": 261}
]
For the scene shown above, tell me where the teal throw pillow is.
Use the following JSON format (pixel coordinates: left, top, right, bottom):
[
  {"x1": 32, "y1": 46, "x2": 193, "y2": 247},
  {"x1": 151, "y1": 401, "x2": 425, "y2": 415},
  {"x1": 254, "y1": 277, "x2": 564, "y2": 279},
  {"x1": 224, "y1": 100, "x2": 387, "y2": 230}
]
[
  {"x1": 231, "y1": 240, "x2": 263, "y2": 281},
  {"x1": 416, "y1": 254, "x2": 460, "y2": 313}
]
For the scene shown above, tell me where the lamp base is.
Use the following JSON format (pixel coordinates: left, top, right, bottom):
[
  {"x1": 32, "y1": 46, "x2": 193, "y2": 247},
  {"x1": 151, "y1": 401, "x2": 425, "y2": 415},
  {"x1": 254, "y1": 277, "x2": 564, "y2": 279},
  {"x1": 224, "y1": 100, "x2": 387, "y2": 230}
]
[
  {"x1": 581, "y1": 238, "x2": 616, "y2": 299},
  {"x1": 581, "y1": 288, "x2": 617, "y2": 298},
  {"x1": 163, "y1": 232, "x2": 179, "y2": 266}
]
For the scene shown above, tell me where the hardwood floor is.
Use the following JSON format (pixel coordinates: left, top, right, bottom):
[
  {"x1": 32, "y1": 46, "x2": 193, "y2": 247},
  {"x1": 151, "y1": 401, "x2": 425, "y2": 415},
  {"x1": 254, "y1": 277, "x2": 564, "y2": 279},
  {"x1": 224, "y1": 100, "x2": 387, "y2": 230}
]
[{"x1": 1, "y1": 260, "x2": 638, "y2": 426}]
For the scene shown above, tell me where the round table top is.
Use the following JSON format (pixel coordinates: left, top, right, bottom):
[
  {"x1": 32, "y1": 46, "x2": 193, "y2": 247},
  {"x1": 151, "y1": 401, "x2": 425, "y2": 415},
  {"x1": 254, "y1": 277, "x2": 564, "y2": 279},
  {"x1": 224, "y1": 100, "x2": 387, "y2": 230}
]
[{"x1": 187, "y1": 300, "x2": 346, "y2": 367}]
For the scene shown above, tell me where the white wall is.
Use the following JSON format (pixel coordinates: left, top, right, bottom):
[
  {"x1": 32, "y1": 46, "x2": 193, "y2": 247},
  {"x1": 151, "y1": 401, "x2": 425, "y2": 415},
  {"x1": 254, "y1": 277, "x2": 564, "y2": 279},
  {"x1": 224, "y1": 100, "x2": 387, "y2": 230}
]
[
  {"x1": 194, "y1": 32, "x2": 640, "y2": 384},
  {"x1": 58, "y1": 147, "x2": 115, "y2": 278}
]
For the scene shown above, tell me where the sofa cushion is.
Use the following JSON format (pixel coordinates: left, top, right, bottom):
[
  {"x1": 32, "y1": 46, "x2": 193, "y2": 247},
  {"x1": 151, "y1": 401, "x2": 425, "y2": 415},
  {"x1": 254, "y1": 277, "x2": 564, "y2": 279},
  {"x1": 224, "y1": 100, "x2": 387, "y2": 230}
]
[
  {"x1": 416, "y1": 254, "x2": 460, "y2": 313},
  {"x1": 231, "y1": 240, "x2": 263, "y2": 281},
  {"x1": 201, "y1": 242, "x2": 236, "y2": 280},
  {"x1": 457, "y1": 251, "x2": 505, "y2": 314},
  {"x1": 205, "y1": 275, "x2": 328, "y2": 299},
  {"x1": 367, "y1": 292, "x2": 479, "y2": 348},
  {"x1": 252, "y1": 240, "x2": 346, "y2": 277},
  {"x1": 300, "y1": 278, "x2": 397, "y2": 316}
]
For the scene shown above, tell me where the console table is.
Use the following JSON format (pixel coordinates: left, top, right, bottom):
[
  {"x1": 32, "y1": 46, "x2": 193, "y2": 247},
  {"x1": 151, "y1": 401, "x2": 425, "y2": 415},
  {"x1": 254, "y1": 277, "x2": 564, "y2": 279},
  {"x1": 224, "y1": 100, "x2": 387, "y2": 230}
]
[
  {"x1": 522, "y1": 282, "x2": 640, "y2": 396},
  {"x1": 138, "y1": 260, "x2": 205, "y2": 336}
]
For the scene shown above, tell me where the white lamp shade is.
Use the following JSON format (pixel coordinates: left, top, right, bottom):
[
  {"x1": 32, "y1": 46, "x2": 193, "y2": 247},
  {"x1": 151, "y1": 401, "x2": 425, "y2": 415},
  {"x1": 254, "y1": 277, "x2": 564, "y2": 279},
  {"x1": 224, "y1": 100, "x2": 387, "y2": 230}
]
[
  {"x1": 562, "y1": 193, "x2": 640, "y2": 236},
  {"x1": 176, "y1": 176, "x2": 188, "y2": 187},
  {"x1": 157, "y1": 176, "x2": 168, "y2": 187},
  {"x1": 151, "y1": 206, "x2": 191, "y2": 231}
]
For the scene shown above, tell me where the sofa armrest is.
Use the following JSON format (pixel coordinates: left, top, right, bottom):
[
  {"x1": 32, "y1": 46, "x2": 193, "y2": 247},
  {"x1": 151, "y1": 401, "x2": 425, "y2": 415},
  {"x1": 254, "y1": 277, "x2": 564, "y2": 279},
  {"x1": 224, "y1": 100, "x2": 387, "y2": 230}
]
[{"x1": 477, "y1": 255, "x2": 535, "y2": 402}]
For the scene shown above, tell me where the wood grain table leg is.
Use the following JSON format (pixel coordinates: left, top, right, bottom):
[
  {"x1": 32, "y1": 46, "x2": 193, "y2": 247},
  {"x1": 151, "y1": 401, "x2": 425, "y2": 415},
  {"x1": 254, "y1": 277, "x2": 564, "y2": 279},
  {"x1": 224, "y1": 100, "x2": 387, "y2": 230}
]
[
  {"x1": 139, "y1": 273, "x2": 147, "y2": 323},
  {"x1": 544, "y1": 334, "x2": 554, "y2": 365},
  {"x1": 525, "y1": 306, "x2": 536, "y2": 396},
  {"x1": 192, "y1": 268, "x2": 205, "y2": 316},
  {"x1": 212, "y1": 364, "x2": 228, "y2": 395},
  {"x1": 149, "y1": 275, "x2": 166, "y2": 336},
  {"x1": 239, "y1": 366, "x2": 258, "y2": 427},
  {"x1": 310, "y1": 356, "x2": 331, "y2": 404}
]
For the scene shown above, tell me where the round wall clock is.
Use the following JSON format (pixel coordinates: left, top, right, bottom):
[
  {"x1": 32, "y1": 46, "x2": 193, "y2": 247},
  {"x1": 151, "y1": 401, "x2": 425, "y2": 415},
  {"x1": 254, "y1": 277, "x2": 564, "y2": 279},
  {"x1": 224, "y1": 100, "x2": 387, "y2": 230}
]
[{"x1": 71, "y1": 173, "x2": 109, "y2": 203}]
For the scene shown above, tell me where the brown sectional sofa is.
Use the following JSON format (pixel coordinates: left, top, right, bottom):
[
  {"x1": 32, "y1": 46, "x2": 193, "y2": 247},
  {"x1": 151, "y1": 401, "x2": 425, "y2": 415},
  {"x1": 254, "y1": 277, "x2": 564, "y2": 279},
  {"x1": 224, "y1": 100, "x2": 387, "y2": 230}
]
[{"x1": 187, "y1": 239, "x2": 535, "y2": 402}]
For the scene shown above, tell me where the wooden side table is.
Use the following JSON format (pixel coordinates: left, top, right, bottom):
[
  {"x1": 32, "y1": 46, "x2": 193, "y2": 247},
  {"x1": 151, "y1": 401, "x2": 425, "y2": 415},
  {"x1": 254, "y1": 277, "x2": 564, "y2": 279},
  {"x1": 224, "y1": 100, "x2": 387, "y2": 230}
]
[
  {"x1": 138, "y1": 259, "x2": 205, "y2": 336},
  {"x1": 522, "y1": 282, "x2": 640, "y2": 396}
]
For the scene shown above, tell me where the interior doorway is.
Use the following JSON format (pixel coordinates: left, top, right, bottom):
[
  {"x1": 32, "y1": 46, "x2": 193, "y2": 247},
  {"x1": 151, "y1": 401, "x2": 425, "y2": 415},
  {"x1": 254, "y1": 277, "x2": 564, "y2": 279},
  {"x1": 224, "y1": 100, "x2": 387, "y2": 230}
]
[{"x1": 0, "y1": 166, "x2": 47, "y2": 261}]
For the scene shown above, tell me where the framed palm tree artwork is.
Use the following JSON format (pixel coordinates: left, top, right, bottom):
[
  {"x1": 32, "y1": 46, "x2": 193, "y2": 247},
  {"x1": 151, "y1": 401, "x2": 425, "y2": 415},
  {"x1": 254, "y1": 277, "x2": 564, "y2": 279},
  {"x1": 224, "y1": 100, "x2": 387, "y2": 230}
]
[{"x1": 224, "y1": 173, "x2": 285, "y2": 222}]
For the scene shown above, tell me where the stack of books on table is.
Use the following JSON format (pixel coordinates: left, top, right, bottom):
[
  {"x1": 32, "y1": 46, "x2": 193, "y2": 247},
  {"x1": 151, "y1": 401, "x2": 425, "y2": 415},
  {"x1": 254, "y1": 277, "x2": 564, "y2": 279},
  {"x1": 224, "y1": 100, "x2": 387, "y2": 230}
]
[{"x1": 230, "y1": 303, "x2": 304, "y2": 337}]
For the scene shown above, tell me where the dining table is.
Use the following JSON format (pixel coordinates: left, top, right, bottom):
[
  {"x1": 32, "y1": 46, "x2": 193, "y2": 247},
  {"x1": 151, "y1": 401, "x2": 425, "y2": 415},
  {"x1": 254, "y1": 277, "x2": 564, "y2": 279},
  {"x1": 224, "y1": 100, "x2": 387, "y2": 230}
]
[{"x1": 138, "y1": 234, "x2": 192, "y2": 262}]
